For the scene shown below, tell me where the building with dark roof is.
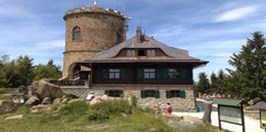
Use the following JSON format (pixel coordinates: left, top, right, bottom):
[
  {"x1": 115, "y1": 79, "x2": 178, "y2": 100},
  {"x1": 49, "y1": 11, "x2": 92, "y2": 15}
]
[{"x1": 58, "y1": 6, "x2": 208, "y2": 112}]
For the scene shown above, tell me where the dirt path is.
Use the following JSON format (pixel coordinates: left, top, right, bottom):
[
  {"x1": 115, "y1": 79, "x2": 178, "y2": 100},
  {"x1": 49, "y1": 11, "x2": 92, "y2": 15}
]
[{"x1": 173, "y1": 111, "x2": 264, "y2": 132}]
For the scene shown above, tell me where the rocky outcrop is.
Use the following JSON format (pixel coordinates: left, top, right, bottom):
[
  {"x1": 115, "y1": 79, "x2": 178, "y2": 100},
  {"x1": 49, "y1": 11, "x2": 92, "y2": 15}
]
[
  {"x1": 30, "y1": 104, "x2": 52, "y2": 113},
  {"x1": 42, "y1": 97, "x2": 52, "y2": 105},
  {"x1": 90, "y1": 96, "x2": 104, "y2": 106},
  {"x1": 0, "y1": 100, "x2": 16, "y2": 114},
  {"x1": 24, "y1": 96, "x2": 41, "y2": 107},
  {"x1": 30, "y1": 80, "x2": 63, "y2": 100}
]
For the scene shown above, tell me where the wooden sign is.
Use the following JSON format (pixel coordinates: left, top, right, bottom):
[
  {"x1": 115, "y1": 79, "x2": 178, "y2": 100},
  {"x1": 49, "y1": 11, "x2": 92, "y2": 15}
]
[{"x1": 213, "y1": 99, "x2": 245, "y2": 132}]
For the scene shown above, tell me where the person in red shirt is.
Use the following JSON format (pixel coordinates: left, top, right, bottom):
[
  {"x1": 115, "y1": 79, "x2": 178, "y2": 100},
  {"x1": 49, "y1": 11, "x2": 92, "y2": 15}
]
[{"x1": 166, "y1": 102, "x2": 173, "y2": 114}]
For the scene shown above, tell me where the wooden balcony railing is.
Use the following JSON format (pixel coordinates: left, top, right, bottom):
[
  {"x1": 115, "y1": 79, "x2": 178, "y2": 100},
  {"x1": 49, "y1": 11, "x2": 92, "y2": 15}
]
[{"x1": 49, "y1": 80, "x2": 86, "y2": 86}]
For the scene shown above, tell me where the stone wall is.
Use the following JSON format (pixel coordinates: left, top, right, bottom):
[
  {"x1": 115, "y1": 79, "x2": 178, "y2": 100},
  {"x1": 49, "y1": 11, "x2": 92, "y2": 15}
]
[
  {"x1": 63, "y1": 8, "x2": 126, "y2": 78},
  {"x1": 61, "y1": 85, "x2": 196, "y2": 112},
  {"x1": 61, "y1": 88, "x2": 89, "y2": 98}
]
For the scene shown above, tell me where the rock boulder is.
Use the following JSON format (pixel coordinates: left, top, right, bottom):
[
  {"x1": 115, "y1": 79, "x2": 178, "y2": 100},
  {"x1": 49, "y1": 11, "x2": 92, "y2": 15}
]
[
  {"x1": 24, "y1": 96, "x2": 41, "y2": 107},
  {"x1": 42, "y1": 97, "x2": 52, "y2": 105},
  {"x1": 30, "y1": 80, "x2": 63, "y2": 100},
  {"x1": 5, "y1": 114, "x2": 23, "y2": 120},
  {"x1": 0, "y1": 100, "x2": 16, "y2": 114},
  {"x1": 30, "y1": 104, "x2": 51, "y2": 113}
]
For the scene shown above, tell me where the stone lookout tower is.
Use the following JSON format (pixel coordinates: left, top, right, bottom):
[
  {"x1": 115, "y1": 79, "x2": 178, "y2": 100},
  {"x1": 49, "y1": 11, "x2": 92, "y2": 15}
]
[{"x1": 63, "y1": 5, "x2": 128, "y2": 78}]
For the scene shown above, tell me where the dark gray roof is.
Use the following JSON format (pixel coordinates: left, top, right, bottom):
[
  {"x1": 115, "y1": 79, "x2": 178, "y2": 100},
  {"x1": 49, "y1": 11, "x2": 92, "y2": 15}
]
[{"x1": 85, "y1": 35, "x2": 208, "y2": 66}]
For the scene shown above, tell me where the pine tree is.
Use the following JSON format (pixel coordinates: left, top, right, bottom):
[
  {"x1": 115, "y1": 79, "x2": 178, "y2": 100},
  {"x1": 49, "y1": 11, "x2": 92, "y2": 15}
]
[
  {"x1": 196, "y1": 72, "x2": 211, "y2": 95},
  {"x1": 228, "y1": 32, "x2": 266, "y2": 101},
  {"x1": 210, "y1": 72, "x2": 218, "y2": 94}
]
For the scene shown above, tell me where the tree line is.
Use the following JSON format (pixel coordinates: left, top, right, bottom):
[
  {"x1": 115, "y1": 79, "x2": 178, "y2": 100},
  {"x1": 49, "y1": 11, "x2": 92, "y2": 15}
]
[
  {"x1": 0, "y1": 55, "x2": 61, "y2": 88},
  {"x1": 196, "y1": 32, "x2": 266, "y2": 101}
]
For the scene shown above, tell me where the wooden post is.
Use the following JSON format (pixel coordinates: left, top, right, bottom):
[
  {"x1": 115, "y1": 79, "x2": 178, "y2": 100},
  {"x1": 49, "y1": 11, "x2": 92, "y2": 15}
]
[
  {"x1": 217, "y1": 105, "x2": 222, "y2": 131},
  {"x1": 241, "y1": 104, "x2": 245, "y2": 132}
]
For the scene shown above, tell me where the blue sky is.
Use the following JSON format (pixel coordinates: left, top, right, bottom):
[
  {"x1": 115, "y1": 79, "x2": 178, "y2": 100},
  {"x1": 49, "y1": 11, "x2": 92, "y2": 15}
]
[{"x1": 1, "y1": 0, "x2": 265, "y2": 80}]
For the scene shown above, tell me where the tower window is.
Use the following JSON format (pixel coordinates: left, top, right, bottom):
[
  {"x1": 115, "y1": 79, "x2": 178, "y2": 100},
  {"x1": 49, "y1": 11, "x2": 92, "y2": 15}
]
[{"x1": 72, "y1": 26, "x2": 81, "y2": 41}]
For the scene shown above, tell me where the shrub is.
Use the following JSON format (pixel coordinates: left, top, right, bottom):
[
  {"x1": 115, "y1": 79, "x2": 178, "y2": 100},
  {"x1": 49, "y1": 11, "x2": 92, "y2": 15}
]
[
  {"x1": 58, "y1": 100, "x2": 88, "y2": 116},
  {"x1": 131, "y1": 95, "x2": 138, "y2": 107},
  {"x1": 87, "y1": 110, "x2": 109, "y2": 122},
  {"x1": 91, "y1": 99, "x2": 131, "y2": 115}
]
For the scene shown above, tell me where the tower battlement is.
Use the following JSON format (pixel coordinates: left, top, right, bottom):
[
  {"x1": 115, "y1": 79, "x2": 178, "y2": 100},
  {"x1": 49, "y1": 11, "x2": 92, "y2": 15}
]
[{"x1": 64, "y1": 6, "x2": 128, "y2": 20}]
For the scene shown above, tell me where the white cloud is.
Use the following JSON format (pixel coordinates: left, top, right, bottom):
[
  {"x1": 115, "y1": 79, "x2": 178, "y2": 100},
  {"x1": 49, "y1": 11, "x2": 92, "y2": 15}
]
[{"x1": 212, "y1": 6, "x2": 257, "y2": 22}]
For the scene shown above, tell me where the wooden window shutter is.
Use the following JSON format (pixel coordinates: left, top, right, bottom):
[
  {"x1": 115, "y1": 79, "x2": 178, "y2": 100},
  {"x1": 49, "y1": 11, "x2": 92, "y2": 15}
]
[
  {"x1": 166, "y1": 90, "x2": 171, "y2": 98},
  {"x1": 155, "y1": 90, "x2": 160, "y2": 98},
  {"x1": 140, "y1": 90, "x2": 146, "y2": 98},
  {"x1": 180, "y1": 90, "x2": 186, "y2": 98},
  {"x1": 104, "y1": 90, "x2": 110, "y2": 95}
]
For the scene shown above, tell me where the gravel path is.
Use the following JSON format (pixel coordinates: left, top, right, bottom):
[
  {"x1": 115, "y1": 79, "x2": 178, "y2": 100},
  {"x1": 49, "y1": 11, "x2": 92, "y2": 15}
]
[{"x1": 173, "y1": 111, "x2": 264, "y2": 132}]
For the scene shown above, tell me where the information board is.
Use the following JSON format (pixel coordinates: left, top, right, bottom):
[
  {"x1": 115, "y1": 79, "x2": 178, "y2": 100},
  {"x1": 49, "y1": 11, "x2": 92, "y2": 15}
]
[{"x1": 219, "y1": 106, "x2": 242, "y2": 124}]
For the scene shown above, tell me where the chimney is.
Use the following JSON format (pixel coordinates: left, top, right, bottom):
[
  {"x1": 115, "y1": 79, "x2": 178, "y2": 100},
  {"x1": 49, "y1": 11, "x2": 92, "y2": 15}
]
[{"x1": 136, "y1": 26, "x2": 142, "y2": 43}]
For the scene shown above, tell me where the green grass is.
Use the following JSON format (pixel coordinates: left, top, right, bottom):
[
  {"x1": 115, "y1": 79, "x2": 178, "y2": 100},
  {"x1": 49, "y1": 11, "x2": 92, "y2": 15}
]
[
  {"x1": 0, "y1": 100, "x2": 219, "y2": 132},
  {"x1": 0, "y1": 88, "x2": 16, "y2": 94}
]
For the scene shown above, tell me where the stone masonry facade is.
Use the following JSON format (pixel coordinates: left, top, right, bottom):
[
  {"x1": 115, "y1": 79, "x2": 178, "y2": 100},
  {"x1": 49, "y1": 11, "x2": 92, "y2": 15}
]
[
  {"x1": 63, "y1": 7, "x2": 127, "y2": 78},
  {"x1": 61, "y1": 85, "x2": 196, "y2": 112}
]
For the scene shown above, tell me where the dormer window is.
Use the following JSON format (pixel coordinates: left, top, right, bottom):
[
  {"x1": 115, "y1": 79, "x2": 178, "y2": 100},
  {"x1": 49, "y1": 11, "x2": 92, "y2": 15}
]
[
  {"x1": 126, "y1": 50, "x2": 136, "y2": 57},
  {"x1": 138, "y1": 49, "x2": 146, "y2": 56},
  {"x1": 147, "y1": 50, "x2": 156, "y2": 56},
  {"x1": 72, "y1": 26, "x2": 81, "y2": 41}
]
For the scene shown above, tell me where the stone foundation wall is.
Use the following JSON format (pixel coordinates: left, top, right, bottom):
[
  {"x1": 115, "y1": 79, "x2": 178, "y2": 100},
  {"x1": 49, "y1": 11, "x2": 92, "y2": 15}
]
[
  {"x1": 61, "y1": 85, "x2": 196, "y2": 112},
  {"x1": 61, "y1": 88, "x2": 89, "y2": 98}
]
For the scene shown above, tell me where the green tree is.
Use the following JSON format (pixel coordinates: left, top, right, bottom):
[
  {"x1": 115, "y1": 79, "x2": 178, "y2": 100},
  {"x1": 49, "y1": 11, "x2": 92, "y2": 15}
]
[
  {"x1": 2, "y1": 55, "x2": 34, "y2": 87},
  {"x1": 16, "y1": 55, "x2": 34, "y2": 86},
  {"x1": 228, "y1": 32, "x2": 266, "y2": 100},
  {"x1": 216, "y1": 70, "x2": 228, "y2": 94},
  {"x1": 210, "y1": 72, "x2": 218, "y2": 94},
  {"x1": 32, "y1": 60, "x2": 61, "y2": 81},
  {"x1": 196, "y1": 72, "x2": 211, "y2": 95},
  {"x1": 0, "y1": 59, "x2": 7, "y2": 87}
]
